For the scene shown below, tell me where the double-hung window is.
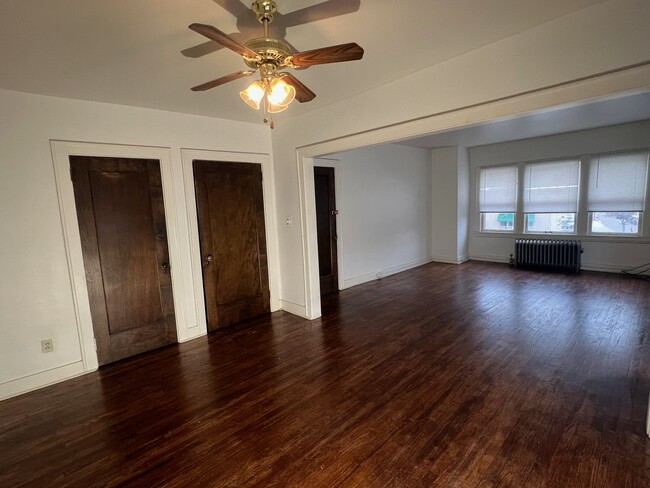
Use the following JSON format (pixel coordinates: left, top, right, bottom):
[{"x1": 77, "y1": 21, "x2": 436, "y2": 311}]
[
  {"x1": 587, "y1": 152, "x2": 648, "y2": 235},
  {"x1": 478, "y1": 165, "x2": 517, "y2": 232},
  {"x1": 477, "y1": 150, "x2": 649, "y2": 236},
  {"x1": 523, "y1": 159, "x2": 580, "y2": 234}
]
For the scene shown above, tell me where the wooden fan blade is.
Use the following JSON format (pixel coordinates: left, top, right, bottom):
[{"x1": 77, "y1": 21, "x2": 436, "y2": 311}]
[
  {"x1": 189, "y1": 23, "x2": 258, "y2": 59},
  {"x1": 281, "y1": 74, "x2": 316, "y2": 103},
  {"x1": 289, "y1": 42, "x2": 364, "y2": 67},
  {"x1": 191, "y1": 71, "x2": 253, "y2": 92}
]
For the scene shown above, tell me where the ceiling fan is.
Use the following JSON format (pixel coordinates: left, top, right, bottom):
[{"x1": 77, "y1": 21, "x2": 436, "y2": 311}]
[{"x1": 189, "y1": 0, "x2": 364, "y2": 127}]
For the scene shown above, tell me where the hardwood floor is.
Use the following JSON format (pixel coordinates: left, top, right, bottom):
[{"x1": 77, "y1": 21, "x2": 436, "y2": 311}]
[{"x1": 1, "y1": 261, "x2": 649, "y2": 487}]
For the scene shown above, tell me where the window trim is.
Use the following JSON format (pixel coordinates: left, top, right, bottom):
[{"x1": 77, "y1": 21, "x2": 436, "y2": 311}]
[
  {"x1": 587, "y1": 211, "x2": 643, "y2": 237},
  {"x1": 480, "y1": 212, "x2": 515, "y2": 233},
  {"x1": 524, "y1": 212, "x2": 577, "y2": 235},
  {"x1": 475, "y1": 149, "x2": 650, "y2": 239}
]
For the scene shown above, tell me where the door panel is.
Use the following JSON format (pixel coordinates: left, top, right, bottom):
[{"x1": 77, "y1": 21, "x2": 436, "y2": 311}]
[
  {"x1": 314, "y1": 166, "x2": 338, "y2": 295},
  {"x1": 70, "y1": 156, "x2": 177, "y2": 365},
  {"x1": 193, "y1": 160, "x2": 270, "y2": 330}
]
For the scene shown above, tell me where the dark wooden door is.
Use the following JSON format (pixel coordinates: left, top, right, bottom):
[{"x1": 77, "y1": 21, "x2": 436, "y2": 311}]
[
  {"x1": 70, "y1": 156, "x2": 177, "y2": 366},
  {"x1": 193, "y1": 160, "x2": 271, "y2": 331},
  {"x1": 314, "y1": 166, "x2": 339, "y2": 295}
]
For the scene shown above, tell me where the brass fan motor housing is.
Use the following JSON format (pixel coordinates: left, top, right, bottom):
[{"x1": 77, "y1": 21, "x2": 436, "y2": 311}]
[{"x1": 243, "y1": 37, "x2": 292, "y2": 69}]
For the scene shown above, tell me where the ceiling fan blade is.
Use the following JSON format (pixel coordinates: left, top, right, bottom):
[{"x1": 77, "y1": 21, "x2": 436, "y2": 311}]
[
  {"x1": 189, "y1": 23, "x2": 258, "y2": 59},
  {"x1": 191, "y1": 71, "x2": 253, "y2": 92},
  {"x1": 281, "y1": 74, "x2": 316, "y2": 103},
  {"x1": 289, "y1": 43, "x2": 364, "y2": 67}
]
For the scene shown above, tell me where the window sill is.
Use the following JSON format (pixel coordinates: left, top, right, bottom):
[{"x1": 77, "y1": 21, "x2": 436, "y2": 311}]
[{"x1": 473, "y1": 231, "x2": 650, "y2": 244}]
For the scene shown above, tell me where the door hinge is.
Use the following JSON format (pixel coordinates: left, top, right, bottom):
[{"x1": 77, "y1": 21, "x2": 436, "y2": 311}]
[
  {"x1": 93, "y1": 338, "x2": 97, "y2": 351},
  {"x1": 69, "y1": 167, "x2": 74, "y2": 181}
]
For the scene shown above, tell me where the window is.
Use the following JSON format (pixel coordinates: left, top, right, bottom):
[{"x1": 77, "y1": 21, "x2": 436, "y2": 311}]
[
  {"x1": 526, "y1": 213, "x2": 576, "y2": 233},
  {"x1": 479, "y1": 166, "x2": 517, "y2": 232},
  {"x1": 477, "y1": 150, "x2": 649, "y2": 237},
  {"x1": 482, "y1": 213, "x2": 514, "y2": 231},
  {"x1": 587, "y1": 152, "x2": 648, "y2": 235},
  {"x1": 523, "y1": 160, "x2": 579, "y2": 234}
]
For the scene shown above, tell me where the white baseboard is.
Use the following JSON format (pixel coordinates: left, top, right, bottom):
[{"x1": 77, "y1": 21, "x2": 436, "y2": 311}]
[
  {"x1": 342, "y1": 256, "x2": 433, "y2": 289},
  {"x1": 431, "y1": 254, "x2": 470, "y2": 264},
  {"x1": 581, "y1": 262, "x2": 626, "y2": 274},
  {"x1": 469, "y1": 253, "x2": 511, "y2": 264},
  {"x1": 178, "y1": 327, "x2": 205, "y2": 342},
  {"x1": 0, "y1": 361, "x2": 90, "y2": 401},
  {"x1": 280, "y1": 299, "x2": 309, "y2": 318},
  {"x1": 470, "y1": 253, "x2": 628, "y2": 274}
]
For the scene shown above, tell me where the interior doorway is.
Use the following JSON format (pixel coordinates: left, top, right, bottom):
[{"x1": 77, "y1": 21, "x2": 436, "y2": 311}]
[
  {"x1": 70, "y1": 156, "x2": 177, "y2": 365},
  {"x1": 314, "y1": 166, "x2": 339, "y2": 295},
  {"x1": 193, "y1": 160, "x2": 271, "y2": 330}
]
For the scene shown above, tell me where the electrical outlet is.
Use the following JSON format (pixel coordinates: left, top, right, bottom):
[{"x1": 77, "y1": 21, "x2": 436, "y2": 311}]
[{"x1": 41, "y1": 339, "x2": 54, "y2": 353}]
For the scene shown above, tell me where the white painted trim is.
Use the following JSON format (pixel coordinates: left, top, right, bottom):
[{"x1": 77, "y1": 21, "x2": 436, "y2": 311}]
[
  {"x1": 342, "y1": 257, "x2": 433, "y2": 289},
  {"x1": 50, "y1": 140, "x2": 191, "y2": 371},
  {"x1": 297, "y1": 157, "x2": 321, "y2": 319},
  {"x1": 180, "y1": 149, "x2": 282, "y2": 336},
  {"x1": 280, "y1": 299, "x2": 309, "y2": 318},
  {"x1": 431, "y1": 254, "x2": 470, "y2": 265},
  {"x1": 296, "y1": 65, "x2": 650, "y2": 319},
  {"x1": 0, "y1": 361, "x2": 86, "y2": 401},
  {"x1": 581, "y1": 262, "x2": 629, "y2": 274},
  {"x1": 469, "y1": 253, "x2": 512, "y2": 264},
  {"x1": 470, "y1": 253, "x2": 632, "y2": 274}
]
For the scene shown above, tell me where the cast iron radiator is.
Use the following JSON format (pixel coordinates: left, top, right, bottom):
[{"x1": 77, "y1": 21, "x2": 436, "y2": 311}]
[{"x1": 511, "y1": 239, "x2": 583, "y2": 273}]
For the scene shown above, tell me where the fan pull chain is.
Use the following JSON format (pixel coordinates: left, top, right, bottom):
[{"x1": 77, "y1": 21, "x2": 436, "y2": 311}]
[{"x1": 261, "y1": 93, "x2": 275, "y2": 129}]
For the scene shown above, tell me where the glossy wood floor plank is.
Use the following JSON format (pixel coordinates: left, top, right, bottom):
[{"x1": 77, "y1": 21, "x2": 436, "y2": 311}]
[{"x1": 1, "y1": 261, "x2": 649, "y2": 487}]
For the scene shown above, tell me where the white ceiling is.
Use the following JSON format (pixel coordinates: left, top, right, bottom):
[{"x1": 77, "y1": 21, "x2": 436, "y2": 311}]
[
  {"x1": 0, "y1": 0, "x2": 603, "y2": 124},
  {"x1": 394, "y1": 91, "x2": 650, "y2": 150}
]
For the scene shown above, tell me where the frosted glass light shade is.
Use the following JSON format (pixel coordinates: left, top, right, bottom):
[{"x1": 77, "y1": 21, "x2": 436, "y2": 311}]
[
  {"x1": 240, "y1": 81, "x2": 265, "y2": 110},
  {"x1": 268, "y1": 102, "x2": 289, "y2": 113},
  {"x1": 268, "y1": 78, "x2": 295, "y2": 107}
]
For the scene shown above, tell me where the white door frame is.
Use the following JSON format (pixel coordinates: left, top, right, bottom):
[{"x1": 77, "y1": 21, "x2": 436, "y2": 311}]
[
  {"x1": 296, "y1": 64, "x2": 650, "y2": 320},
  {"x1": 180, "y1": 149, "x2": 282, "y2": 336},
  {"x1": 50, "y1": 141, "x2": 188, "y2": 372}
]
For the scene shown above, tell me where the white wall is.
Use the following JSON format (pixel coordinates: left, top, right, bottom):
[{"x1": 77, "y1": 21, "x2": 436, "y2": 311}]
[
  {"x1": 323, "y1": 144, "x2": 431, "y2": 289},
  {"x1": 468, "y1": 120, "x2": 650, "y2": 271},
  {"x1": 0, "y1": 88, "x2": 273, "y2": 400},
  {"x1": 431, "y1": 146, "x2": 470, "y2": 264},
  {"x1": 271, "y1": 0, "x2": 650, "y2": 316}
]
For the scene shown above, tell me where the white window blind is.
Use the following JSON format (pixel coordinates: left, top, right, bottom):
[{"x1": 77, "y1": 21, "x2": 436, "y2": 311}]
[
  {"x1": 523, "y1": 160, "x2": 579, "y2": 213},
  {"x1": 479, "y1": 166, "x2": 517, "y2": 213},
  {"x1": 587, "y1": 152, "x2": 649, "y2": 212}
]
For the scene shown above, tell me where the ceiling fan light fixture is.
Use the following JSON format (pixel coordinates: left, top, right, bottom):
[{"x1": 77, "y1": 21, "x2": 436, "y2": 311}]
[
  {"x1": 267, "y1": 101, "x2": 290, "y2": 113},
  {"x1": 240, "y1": 80, "x2": 265, "y2": 110},
  {"x1": 268, "y1": 77, "x2": 296, "y2": 107},
  {"x1": 190, "y1": 0, "x2": 363, "y2": 126}
]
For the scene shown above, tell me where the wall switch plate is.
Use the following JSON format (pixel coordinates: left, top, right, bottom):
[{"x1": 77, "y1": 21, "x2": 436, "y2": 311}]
[{"x1": 41, "y1": 339, "x2": 54, "y2": 353}]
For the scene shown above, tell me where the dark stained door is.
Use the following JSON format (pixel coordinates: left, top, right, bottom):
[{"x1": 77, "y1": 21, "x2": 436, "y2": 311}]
[
  {"x1": 314, "y1": 166, "x2": 339, "y2": 295},
  {"x1": 193, "y1": 160, "x2": 271, "y2": 331},
  {"x1": 70, "y1": 156, "x2": 177, "y2": 366}
]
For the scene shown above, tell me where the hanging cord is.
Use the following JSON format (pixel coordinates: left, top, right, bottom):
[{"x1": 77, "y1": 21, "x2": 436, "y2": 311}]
[
  {"x1": 261, "y1": 86, "x2": 275, "y2": 129},
  {"x1": 621, "y1": 262, "x2": 650, "y2": 281}
]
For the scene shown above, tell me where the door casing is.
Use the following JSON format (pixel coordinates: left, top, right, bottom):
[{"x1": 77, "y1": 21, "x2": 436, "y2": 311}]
[
  {"x1": 181, "y1": 149, "x2": 282, "y2": 333},
  {"x1": 51, "y1": 141, "x2": 188, "y2": 372}
]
